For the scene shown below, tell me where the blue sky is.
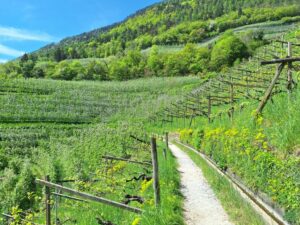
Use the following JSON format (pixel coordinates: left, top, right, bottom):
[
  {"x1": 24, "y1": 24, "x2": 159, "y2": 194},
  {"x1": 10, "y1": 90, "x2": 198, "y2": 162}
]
[{"x1": 0, "y1": 0, "x2": 161, "y2": 63}]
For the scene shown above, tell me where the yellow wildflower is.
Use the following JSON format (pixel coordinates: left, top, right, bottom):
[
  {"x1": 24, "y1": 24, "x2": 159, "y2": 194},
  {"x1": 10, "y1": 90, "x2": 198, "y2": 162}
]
[
  {"x1": 141, "y1": 179, "x2": 153, "y2": 193},
  {"x1": 132, "y1": 218, "x2": 141, "y2": 225}
]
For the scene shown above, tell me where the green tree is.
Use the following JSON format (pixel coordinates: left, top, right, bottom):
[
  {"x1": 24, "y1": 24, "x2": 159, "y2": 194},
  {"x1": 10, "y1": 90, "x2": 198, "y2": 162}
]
[
  {"x1": 147, "y1": 45, "x2": 163, "y2": 76},
  {"x1": 20, "y1": 60, "x2": 35, "y2": 79},
  {"x1": 52, "y1": 61, "x2": 81, "y2": 80},
  {"x1": 164, "y1": 53, "x2": 189, "y2": 77},
  {"x1": 53, "y1": 47, "x2": 66, "y2": 62},
  {"x1": 123, "y1": 50, "x2": 145, "y2": 79},
  {"x1": 83, "y1": 60, "x2": 108, "y2": 80},
  {"x1": 210, "y1": 33, "x2": 249, "y2": 70},
  {"x1": 109, "y1": 60, "x2": 129, "y2": 80}
]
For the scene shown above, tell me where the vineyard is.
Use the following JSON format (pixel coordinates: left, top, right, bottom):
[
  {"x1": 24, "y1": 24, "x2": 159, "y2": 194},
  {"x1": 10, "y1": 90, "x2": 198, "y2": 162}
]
[
  {"x1": 152, "y1": 32, "x2": 300, "y2": 125},
  {"x1": 0, "y1": 77, "x2": 201, "y2": 225}
]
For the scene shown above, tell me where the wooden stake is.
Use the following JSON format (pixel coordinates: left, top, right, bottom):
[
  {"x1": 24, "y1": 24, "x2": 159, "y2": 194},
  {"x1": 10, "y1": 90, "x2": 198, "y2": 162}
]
[
  {"x1": 150, "y1": 137, "x2": 160, "y2": 207},
  {"x1": 256, "y1": 63, "x2": 285, "y2": 115},
  {"x1": 287, "y1": 42, "x2": 293, "y2": 93},
  {"x1": 207, "y1": 95, "x2": 211, "y2": 123},
  {"x1": 230, "y1": 80, "x2": 234, "y2": 121},
  {"x1": 45, "y1": 175, "x2": 51, "y2": 225},
  {"x1": 165, "y1": 132, "x2": 169, "y2": 149},
  {"x1": 163, "y1": 148, "x2": 167, "y2": 160},
  {"x1": 55, "y1": 188, "x2": 58, "y2": 225}
]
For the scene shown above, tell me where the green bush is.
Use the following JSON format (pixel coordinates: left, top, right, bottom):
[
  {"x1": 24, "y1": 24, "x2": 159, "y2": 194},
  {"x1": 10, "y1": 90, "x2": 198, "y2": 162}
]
[{"x1": 210, "y1": 33, "x2": 250, "y2": 70}]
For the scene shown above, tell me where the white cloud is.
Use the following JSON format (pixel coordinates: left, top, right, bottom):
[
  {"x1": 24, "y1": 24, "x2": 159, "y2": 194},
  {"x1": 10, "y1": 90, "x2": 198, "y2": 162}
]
[
  {"x1": 0, "y1": 44, "x2": 24, "y2": 57},
  {"x1": 0, "y1": 26, "x2": 56, "y2": 42},
  {"x1": 0, "y1": 59, "x2": 8, "y2": 64}
]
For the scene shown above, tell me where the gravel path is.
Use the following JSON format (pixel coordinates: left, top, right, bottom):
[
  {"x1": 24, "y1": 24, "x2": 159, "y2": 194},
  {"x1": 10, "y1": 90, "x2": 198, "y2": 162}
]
[{"x1": 169, "y1": 143, "x2": 233, "y2": 225}]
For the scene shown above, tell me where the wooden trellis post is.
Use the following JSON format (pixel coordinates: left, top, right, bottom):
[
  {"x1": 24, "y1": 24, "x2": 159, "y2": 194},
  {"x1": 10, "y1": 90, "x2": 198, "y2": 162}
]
[
  {"x1": 150, "y1": 137, "x2": 160, "y2": 207},
  {"x1": 184, "y1": 103, "x2": 187, "y2": 127},
  {"x1": 230, "y1": 79, "x2": 234, "y2": 121},
  {"x1": 207, "y1": 95, "x2": 212, "y2": 123},
  {"x1": 163, "y1": 148, "x2": 167, "y2": 160},
  {"x1": 165, "y1": 132, "x2": 169, "y2": 150},
  {"x1": 45, "y1": 175, "x2": 51, "y2": 225},
  {"x1": 287, "y1": 42, "x2": 293, "y2": 94},
  {"x1": 256, "y1": 63, "x2": 285, "y2": 115},
  {"x1": 257, "y1": 42, "x2": 300, "y2": 114}
]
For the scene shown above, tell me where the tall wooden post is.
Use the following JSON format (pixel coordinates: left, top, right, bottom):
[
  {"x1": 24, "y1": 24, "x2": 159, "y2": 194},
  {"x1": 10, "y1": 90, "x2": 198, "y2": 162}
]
[
  {"x1": 150, "y1": 137, "x2": 160, "y2": 207},
  {"x1": 163, "y1": 148, "x2": 167, "y2": 160},
  {"x1": 287, "y1": 42, "x2": 293, "y2": 94},
  {"x1": 246, "y1": 72, "x2": 250, "y2": 97},
  {"x1": 45, "y1": 175, "x2": 51, "y2": 225},
  {"x1": 230, "y1": 81, "x2": 234, "y2": 121},
  {"x1": 55, "y1": 187, "x2": 58, "y2": 225},
  {"x1": 256, "y1": 63, "x2": 285, "y2": 115},
  {"x1": 207, "y1": 95, "x2": 211, "y2": 123},
  {"x1": 184, "y1": 103, "x2": 187, "y2": 127},
  {"x1": 165, "y1": 132, "x2": 169, "y2": 149}
]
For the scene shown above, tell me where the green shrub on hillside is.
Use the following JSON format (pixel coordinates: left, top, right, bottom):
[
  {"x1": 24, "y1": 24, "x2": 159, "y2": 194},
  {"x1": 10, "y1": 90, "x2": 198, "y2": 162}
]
[{"x1": 210, "y1": 33, "x2": 250, "y2": 70}]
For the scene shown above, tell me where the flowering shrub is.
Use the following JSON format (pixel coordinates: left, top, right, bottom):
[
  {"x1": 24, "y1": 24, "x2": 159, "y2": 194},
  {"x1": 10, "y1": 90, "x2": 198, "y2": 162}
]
[
  {"x1": 131, "y1": 217, "x2": 141, "y2": 225},
  {"x1": 179, "y1": 129, "x2": 193, "y2": 144},
  {"x1": 140, "y1": 179, "x2": 153, "y2": 193},
  {"x1": 179, "y1": 128, "x2": 203, "y2": 149}
]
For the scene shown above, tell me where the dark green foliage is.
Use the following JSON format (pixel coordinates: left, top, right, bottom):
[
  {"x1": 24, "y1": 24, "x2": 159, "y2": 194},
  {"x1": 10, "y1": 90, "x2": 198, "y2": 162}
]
[
  {"x1": 53, "y1": 47, "x2": 67, "y2": 62},
  {"x1": 19, "y1": 54, "x2": 35, "y2": 79}
]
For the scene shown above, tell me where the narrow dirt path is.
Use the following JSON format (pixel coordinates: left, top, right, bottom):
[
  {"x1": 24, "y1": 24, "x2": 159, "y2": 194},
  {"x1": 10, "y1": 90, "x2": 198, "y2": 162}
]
[{"x1": 169, "y1": 143, "x2": 233, "y2": 225}]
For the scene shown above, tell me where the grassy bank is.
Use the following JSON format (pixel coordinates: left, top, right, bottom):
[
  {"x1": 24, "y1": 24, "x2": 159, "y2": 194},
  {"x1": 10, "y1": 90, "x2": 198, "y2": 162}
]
[{"x1": 174, "y1": 142, "x2": 266, "y2": 225}]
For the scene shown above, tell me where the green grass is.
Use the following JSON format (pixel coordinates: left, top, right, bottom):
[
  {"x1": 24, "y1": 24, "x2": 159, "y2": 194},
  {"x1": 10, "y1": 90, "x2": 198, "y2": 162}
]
[{"x1": 174, "y1": 142, "x2": 266, "y2": 225}]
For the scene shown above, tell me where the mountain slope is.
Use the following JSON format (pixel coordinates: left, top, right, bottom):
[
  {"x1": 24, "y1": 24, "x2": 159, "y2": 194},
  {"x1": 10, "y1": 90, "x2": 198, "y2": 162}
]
[
  {"x1": 35, "y1": 0, "x2": 300, "y2": 60},
  {"x1": 1, "y1": 0, "x2": 300, "y2": 82}
]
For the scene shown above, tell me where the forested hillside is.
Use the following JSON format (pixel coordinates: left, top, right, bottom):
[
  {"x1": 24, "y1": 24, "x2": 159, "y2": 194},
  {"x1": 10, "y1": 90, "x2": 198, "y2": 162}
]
[
  {"x1": 42, "y1": 0, "x2": 300, "y2": 58},
  {"x1": 1, "y1": 0, "x2": 300, "y2": 81}
]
